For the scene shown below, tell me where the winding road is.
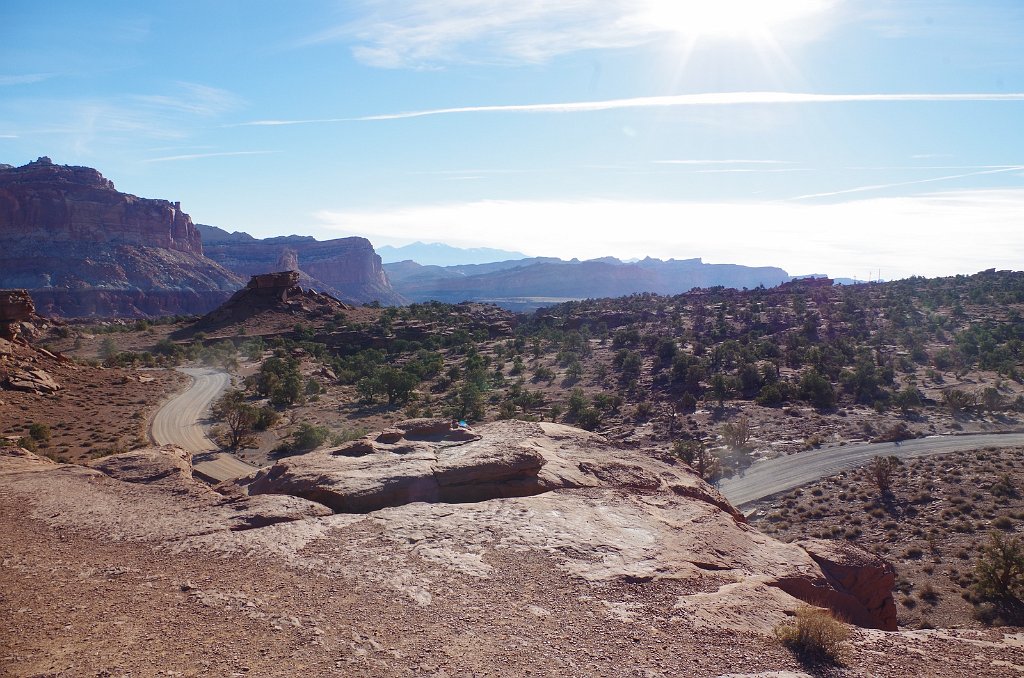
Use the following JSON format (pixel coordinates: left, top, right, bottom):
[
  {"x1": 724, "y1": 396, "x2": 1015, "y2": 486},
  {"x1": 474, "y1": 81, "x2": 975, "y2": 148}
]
[
  {"x1": 150, "y1": 367, "x2": 259, "y2": 483},
  {"x1": 718, "y1": 431, "x2": 1024, "y2": 508}
]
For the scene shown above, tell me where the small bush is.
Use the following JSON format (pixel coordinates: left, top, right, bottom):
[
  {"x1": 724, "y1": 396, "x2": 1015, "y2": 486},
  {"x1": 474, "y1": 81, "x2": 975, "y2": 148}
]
[
  {"x1": 775, "y1": 606, "x2": 849, "y2": 665},
  {"x1": 28, "y1": 422, "x2": 51, "y2": 443}
]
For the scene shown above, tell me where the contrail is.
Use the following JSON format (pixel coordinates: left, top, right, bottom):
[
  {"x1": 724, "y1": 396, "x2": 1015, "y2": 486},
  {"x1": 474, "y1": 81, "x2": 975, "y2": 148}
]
[{"x1": 233, "y1": 91, "x2": 1024, "y2": 126}]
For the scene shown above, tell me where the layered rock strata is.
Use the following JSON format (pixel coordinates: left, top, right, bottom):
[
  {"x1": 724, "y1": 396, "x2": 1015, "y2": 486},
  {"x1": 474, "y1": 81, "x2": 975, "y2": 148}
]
[
  {"x1": 0, "y1": 158, "x2": 244, "y2": 317},
  {"x1": 198, "y1": 224, "x2": 405, "y2": 306}
]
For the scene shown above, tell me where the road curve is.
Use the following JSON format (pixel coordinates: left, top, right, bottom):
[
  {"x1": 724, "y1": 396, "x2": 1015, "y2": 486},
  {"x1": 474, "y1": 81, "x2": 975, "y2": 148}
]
[
  {"x1": 718, "y1": 431, "x2": 1024, "y2": 508},
  {"x1": 150, "y1": 367, "x2": 258, "y2": 482},
  {"x1": 151, "y1": 367, "x2": 231, "y2": 452}
]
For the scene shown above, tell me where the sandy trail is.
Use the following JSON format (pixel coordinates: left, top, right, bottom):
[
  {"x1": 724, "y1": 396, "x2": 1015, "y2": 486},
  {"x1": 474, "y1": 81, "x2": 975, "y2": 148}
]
[{"x1": 150, "y1": 367, "x2": 258, "y2": 481}]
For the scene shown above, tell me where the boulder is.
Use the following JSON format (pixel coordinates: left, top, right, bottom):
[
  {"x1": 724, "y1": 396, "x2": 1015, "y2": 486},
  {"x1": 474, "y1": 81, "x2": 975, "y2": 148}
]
[
  {"x1": 3, "y1": 366, "x2": 60, "y2": 393},
  {"x1": 794, "y1": 537, "x2": 898, "y2": 631},
  {"x1": 89, "y1": 445, "x2": 194, "y2": 485}
]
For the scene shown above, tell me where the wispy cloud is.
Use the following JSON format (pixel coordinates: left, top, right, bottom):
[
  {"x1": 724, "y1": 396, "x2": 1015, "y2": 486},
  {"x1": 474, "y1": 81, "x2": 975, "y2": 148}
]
[
  {"x1": 143, "y1": 151, "x2": 277, "y2": 163},
  {"x1": 236, "y1": 91, "x2": 1024, "y2": 126},
  {"x1": 302, "y1": 0, "x2": 837, "y2": 69},
  {"x1": 312, "y1": 189, "x2": 1024, "y2": 280},
  {"x1": 791, "y1": 165, "x2": 1024, "y2": 200},
  {"x1": 0, "y1": 73, "x2": 54, "y2": 86},
  {"x1": 132, "y1": 83, "x2": 241, "y2": 117},
  {"x1": 0, "y1": 134, "x2": 18, "y2": 139},
  {"x1": 655, "y1": 159, "x2": 796, "y2": 165}
]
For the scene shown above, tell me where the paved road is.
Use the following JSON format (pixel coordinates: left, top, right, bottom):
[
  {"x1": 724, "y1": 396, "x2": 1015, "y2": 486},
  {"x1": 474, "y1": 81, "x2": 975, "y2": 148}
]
[
  {"x1": 718, "y1": 432, "x2": 1024, "y2": 508},
  {"x1": 150, "y1": 367, "x2": 259, "y2": 483}
]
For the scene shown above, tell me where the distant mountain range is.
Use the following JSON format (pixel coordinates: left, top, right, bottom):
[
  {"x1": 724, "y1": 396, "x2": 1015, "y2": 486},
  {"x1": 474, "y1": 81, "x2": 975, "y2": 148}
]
[
  {"x1": 0, "y1": 157, "x2": 858, "y2": 317},
  {"x1": 384, "y1": 256, "x2": 794, "y2": 311},
  {"x1": 376, "y1": 241, "x2": 528, "y2": 266}
]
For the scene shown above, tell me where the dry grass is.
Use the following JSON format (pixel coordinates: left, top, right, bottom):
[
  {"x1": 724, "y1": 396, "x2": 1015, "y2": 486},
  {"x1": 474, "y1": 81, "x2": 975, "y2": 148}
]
[{"x1": 775, "y1": 605, "x2": 850, "y2": 665}]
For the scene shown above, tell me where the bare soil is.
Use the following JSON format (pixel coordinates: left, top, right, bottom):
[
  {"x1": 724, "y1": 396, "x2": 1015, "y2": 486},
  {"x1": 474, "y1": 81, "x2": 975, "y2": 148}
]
[{"x1": 750, "y1": 446, "x2": 1024, "y2": 630}]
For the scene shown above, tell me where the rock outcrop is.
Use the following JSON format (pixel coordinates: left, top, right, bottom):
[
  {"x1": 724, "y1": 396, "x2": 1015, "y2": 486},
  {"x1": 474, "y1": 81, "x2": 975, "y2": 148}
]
[
  {"x1": 226, "y1": 419, "x2": 894, "y2": 631},
  {"x1": 0, "y1": 295, "x2": 66, "y2": 393},
  {"x1": 0, "y1": 289, "x2": 36, "y2": 339},
  {"x1": 0, "y1": 159, "x2": 244, "y2": 317},
  {"x1": 192, "y1": 271, "x2": 352, "y2": 333},
  {"x1": 198, "y1": 224, "x2": 405, "y2": 306},
  {"x1": 0, "y1": 157, "x2": 202, "y2": 255}
]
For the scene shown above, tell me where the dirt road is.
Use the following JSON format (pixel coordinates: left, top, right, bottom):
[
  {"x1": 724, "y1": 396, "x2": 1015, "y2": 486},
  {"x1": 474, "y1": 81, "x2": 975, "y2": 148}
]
[
  {"x1": 718, "y1": 431, "x2": 1024, "y2": 508},
  {"x1": 150, "y1": 367, "x2": 258, "y2": 482}
]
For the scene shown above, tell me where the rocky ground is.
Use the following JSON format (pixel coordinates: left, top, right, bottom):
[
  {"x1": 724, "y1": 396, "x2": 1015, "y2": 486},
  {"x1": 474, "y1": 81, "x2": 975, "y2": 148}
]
[
  {"x1": 751, "y1": 446, "x2": 1024, "y2": 630},
  {"x1": 0, "y1": 334, "x2": 184, "y2": 463},
  {"x1": 3, "y1": 425, "x2": 1024, "y2": 676}
]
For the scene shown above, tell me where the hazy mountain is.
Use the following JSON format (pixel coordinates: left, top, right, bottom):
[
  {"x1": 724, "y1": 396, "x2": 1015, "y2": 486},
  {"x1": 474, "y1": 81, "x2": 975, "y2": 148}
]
[
  {"x1": 377, "y1": 241, "x2": 528, "y2": 266},
  {"x1": 386, "y1": 256, "x2": 792, "y2": 310}
]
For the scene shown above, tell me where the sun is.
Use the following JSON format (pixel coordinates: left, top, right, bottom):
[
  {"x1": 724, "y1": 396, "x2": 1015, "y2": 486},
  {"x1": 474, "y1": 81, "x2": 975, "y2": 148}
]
[{"x1": 640, "y1": 0, "x2": 832, "y2": 41}]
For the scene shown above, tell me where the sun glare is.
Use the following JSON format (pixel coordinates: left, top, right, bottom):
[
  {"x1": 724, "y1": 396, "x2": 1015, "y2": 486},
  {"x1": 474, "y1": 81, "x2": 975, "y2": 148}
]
[{"x1": 641, "y1": 0, "x2": 832, "y2": 40}]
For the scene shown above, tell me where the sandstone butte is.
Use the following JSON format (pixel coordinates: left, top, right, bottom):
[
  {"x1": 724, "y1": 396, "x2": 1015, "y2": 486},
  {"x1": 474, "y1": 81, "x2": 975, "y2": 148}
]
[
  {"x1": 198, "y1": 225, "x2": 406, "y2": 307},
  {"x1": 4, "y1": 417, "x2": 1020, "y2": 676},
  {"x1": 0, "y1": 158, "x2": 402, "y2": 317}
]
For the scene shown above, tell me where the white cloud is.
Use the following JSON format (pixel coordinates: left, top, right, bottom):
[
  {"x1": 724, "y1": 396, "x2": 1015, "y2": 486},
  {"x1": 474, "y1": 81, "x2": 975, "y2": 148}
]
[
  {"x1": 0, "y1": 73, "x2": 53, "y2": 86},
  {"x1": 307, "y1": 0, "x2": 837, "y2": 68},
  {"x1": 143, "y1": 150, "x2": 276, "y2": 163},
  {"x1": 313, "y1": 189, "x2": 1024, "y2": 280},
  {"x1": 655, "y1": 159, "x2": 795, "y2": 165},
  {"x1": 132, "y1": 83, "x2": 241, "y2": 117}
]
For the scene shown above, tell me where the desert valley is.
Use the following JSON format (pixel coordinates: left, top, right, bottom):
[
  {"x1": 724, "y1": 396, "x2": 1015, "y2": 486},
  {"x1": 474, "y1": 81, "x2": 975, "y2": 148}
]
[
  {"x1": 2, "y1": 156, "x2": 1024, "y2": 677},
  {"x1": 5, "y1": 1, "x2": 1024, "y2": 675}
]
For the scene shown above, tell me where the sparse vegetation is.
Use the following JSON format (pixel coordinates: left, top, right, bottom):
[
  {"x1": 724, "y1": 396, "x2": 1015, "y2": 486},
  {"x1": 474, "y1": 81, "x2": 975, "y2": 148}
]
[{"x1": 774, "y1": 606, "x2": 849, "y2": 665}]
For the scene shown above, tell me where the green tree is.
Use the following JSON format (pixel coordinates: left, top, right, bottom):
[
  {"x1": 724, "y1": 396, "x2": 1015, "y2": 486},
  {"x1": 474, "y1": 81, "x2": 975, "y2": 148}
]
[
  {"x1": 893, "y1": 386, "x2": 922, "y2": 416},
  {"x1": 290, "y1": 423, "x2": 331, "y2": 453},
  {"x1": 799, "y1": 369, "x2": 836, "y2": 409},
  {"x1": 671, "y1": 439, "x2": 719, "y2": 481},
  {"x1": 212, "y1": 389, "x2": 258, "y2": 449},
  {"x1": 710, "y1": 373, "x2": 730, "y2": 409},
  {"x1": 974, "y1": 533, "x2": 1024, "y2": 600}
]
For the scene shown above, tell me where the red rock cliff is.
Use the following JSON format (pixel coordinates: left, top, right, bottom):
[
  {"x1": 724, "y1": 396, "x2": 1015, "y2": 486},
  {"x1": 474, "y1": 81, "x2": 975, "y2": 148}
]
[{"x1": 0, "y1": 157, "x2": 203, "y2": 255}]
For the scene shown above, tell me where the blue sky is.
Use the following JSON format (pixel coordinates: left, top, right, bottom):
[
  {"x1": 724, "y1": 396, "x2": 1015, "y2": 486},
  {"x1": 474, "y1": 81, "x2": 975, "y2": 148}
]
[{"x1": 2, "y1": 0, "x2": 1023, "y2": 279}]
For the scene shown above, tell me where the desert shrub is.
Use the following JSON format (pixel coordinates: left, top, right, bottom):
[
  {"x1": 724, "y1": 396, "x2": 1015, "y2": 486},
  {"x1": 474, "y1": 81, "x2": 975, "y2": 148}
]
[
  {"x1": 973, "y1": 532, "x2": 1024, "y2": 601},
  {"x1": 720, "y1": 417, "x2": 751, "y2": 450},
  {"x1": 671, "y1": 439, "x2": 719, "y2": 481},
  {"x1": 869, "y1": 455, "x2": 902, "y2": 495},
  {"x1": 253, "y1": 405, "x2": 280, "y2": 431},
  {"x1": 330, "y1": 427, "x2": 368, "y2": 445},
  {"x1": 17, "y1": 436, "x2": 38, "y2": 453},
  {"x1": 774, "y1": 606, "x2": 849, "y2": 665},
  {"x1": 28, "y1": 422, "x2": 51, "y2": 443},
  {"x1": 290, "y1": 423, "x2": 331, "y2": 453},
  {"x1": 992, "y1": 474, "x2": 1017, "y2": 498}
]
